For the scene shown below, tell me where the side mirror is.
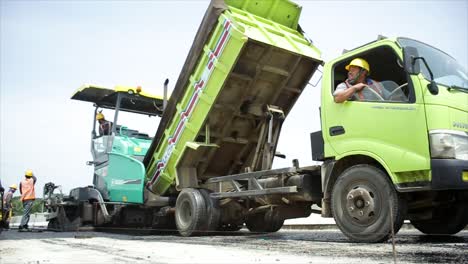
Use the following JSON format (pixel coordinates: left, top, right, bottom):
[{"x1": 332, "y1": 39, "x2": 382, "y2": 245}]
[
  {"x1": 403, "y1": 46, "x2": 420, "y2": 74},
  {"x1": 415, "y1": 57, "x2": 439, "y2": 95},
  {"x1": 428, "y1": 81, "x2": 439, "y2": 95},
  {"x1": 404, "y1": 47, "x2": 439, "y2": 95}
]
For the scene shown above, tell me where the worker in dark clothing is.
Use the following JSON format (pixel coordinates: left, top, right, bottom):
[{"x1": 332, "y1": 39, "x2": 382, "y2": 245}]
[
  {"x1": 96, "y1": 112, "x2": 113, "y2": 136},
  {"x1": 3, "y1": 184, "x2": 17, "y2": 228},
  {"x1": 19, "y1": 170, "x2": 36, "y2": 231}
]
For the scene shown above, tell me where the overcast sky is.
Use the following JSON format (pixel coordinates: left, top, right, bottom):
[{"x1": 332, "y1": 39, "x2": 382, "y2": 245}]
[{"x1": 1, "y1": 0, "x2": 467, "y2": 196}]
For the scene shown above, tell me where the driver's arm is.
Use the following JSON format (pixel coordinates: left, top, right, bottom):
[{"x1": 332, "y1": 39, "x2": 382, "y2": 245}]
[{"x1": 333, "y1": 82, "x2": 366, "y2": 103}]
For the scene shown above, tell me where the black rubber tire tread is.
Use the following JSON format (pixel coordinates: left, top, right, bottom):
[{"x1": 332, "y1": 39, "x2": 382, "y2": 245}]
[
  {"x1": 331, "y1": 164, "x2": 406, "y2": 243},
  {"x1": 245, "y1": 213, "x2": 265, "y2": 232},
  {"x1": 411, "y1": 203, "x2": 468, "y2": 235},
  {"x1": 198, "y1": 189, "x2": 221, "y2": 232},
  {"x1": 245, "y1": 210, "x2": 284, "y2": 233},
  {"x1": 175, "y1": 188, "x2": 207, "y2": 237},
  {"x1": 264, "y1": 210, "x2": 284, "y2": 232}
]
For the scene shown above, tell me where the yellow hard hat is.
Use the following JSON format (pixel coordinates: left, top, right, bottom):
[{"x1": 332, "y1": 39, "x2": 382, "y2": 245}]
[
  {"x1": 10, "y1": 184, "x2": 17, "y2": 189},
  {"x1": 25, "y1": 169, "x2": 33, "y2": 177},
  {"x1": 345, "y1": 58, "x2": 370, "y2": 73},
  {"x1": 96, "y1": 112, "x2": 105, "y2": 120}
]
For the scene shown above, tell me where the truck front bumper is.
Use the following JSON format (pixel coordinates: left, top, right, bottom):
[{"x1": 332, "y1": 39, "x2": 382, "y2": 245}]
[{"x1": 431, "y1": 159, "x2": 468, "y2": 190}]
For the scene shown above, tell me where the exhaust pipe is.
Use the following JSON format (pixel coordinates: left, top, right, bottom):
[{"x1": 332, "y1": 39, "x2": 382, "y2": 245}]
[{"x1": 163, "y1": 78, "x2": 169, "y2": 111}]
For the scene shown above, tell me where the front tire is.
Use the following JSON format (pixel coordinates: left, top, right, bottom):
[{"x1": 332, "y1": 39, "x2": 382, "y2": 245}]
[{"x1": 331, "y1": 165, "x2": 406, "y2": 243}]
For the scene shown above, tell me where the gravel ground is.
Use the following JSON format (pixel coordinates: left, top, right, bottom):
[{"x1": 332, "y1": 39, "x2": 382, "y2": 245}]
[{"x1": 0, "y1": 228, "x2": 467, "y2": 264}]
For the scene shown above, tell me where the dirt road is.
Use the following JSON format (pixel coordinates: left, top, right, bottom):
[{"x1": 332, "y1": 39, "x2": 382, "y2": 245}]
[{"x1": 1, "y1": 228, "x2": 466, "y2": 263}]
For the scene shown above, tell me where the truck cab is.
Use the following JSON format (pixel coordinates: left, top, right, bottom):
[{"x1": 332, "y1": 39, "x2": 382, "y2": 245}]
[{"x1": 316, "y1": 36, "x2": 468, "y2": 242}]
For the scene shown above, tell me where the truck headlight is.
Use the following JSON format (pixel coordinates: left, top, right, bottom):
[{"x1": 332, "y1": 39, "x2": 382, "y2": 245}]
[{"x1": 429, "y1": 130, "x2": 468, "y2": 160}]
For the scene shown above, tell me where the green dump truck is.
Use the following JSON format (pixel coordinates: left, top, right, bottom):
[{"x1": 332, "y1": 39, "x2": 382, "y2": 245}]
[{"x1": 45, "y1": 0, "x2": 468, "y2": 243}]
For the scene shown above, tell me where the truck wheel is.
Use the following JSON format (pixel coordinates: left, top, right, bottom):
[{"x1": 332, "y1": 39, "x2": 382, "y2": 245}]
[
  {"x1": 411, "y1": 204, "x2": 468, "y2": 235},
  {"x1": 246, "y1": 210, "x2": 284, "y2": 233},
  {"x1": 199, "y1": 189, "x2": 221, "y2": 232},
  {"x1": 175, "y1": 188, "x2": 207, "y2": 237},
  {"x1": 331, "y1": 164, "x2": 406, "y2": 243}
]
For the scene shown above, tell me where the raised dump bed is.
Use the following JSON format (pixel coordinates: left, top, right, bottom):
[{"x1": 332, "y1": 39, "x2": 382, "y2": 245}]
[
  {"x1": 46, "y1": 0, "x2": 324, "y2": 237},
  {"x1": 144, "y1": 0, "x2": 322, "y2": 195}
]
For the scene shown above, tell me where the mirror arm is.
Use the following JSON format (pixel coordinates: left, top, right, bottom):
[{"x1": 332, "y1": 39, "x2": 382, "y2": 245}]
[
  {"x1": 413, "y1": 56, "x2": 438, "y2": 95},
  {"x1": 413, "y1": 56, "x2": 434, "y2": 80}
]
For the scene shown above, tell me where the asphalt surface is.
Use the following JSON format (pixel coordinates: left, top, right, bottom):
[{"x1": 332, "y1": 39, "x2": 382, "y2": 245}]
[{"x1": 0, "y1": 227, "x2": 467, "y2": 264}]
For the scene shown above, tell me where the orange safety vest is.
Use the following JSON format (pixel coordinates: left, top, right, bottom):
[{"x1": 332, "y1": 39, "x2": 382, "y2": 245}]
[{"x1": 21, "y1": 178, "x2": 35, "y2": 201}]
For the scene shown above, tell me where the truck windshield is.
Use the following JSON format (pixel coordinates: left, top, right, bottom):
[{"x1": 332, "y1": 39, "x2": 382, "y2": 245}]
[{"x1": 398, "y1": 38, "x2": 468, "y2": 90}]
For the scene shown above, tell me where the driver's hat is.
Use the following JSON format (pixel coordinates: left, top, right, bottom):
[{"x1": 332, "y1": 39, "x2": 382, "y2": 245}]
[{"x1": 345, "y1": 58, "x2": 370, "y2": 73}]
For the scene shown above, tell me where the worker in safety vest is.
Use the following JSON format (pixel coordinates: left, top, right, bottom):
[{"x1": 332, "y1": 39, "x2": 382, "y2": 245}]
[
  {"x1": 333, "y1": 58, "x2": 388, "y2": 103},
  {"x1": 3, "y1": 184, "x2": 17, "y2": 228},
  {"x1": 19, "y1": 169, "x2": 36, "y2": 231},
  {"x1": 96, "y1": 112, "x2": 113, "y2": 136}
]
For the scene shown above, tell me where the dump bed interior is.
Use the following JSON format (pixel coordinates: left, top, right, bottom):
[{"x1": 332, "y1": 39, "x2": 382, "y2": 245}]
[{"x1": 144, "y1": 0, "x2": 322, "y2": 195}]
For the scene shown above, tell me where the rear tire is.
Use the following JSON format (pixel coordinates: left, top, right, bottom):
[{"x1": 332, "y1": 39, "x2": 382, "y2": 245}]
[
  {"x1": 411, "y1": 203, "x2": 468, "y2": 235},
  {"x1": 175, "y1": 188, "x2": 207, "y2": 237},
  {"x1": 331, "y1": 164, "x2": 406, "y2": 243},
  {"x1": 245, "y1": 210, "x2": 284, "y2": 233},
  {"x1": 198, "y1": 189, "x2": 221, "y2": 233}
]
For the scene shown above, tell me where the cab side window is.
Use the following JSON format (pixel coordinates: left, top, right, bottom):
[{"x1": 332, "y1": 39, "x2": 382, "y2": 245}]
[{"x1": 332, "y1": 45, "x2": 414, "y2": 103}]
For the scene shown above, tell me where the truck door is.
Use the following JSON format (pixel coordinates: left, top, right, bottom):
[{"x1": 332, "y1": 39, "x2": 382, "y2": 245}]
[{"x1": 323, "y1": 44, "x2": 431, "y2": 184}]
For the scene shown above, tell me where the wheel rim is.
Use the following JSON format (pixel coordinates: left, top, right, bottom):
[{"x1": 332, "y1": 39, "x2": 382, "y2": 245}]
[
  {"x1": 344, "y1": 186, "x2": 377, "y2": 225},
  {"x1": 178, "y1": 199, "x2": 192, "y2": 227}
]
